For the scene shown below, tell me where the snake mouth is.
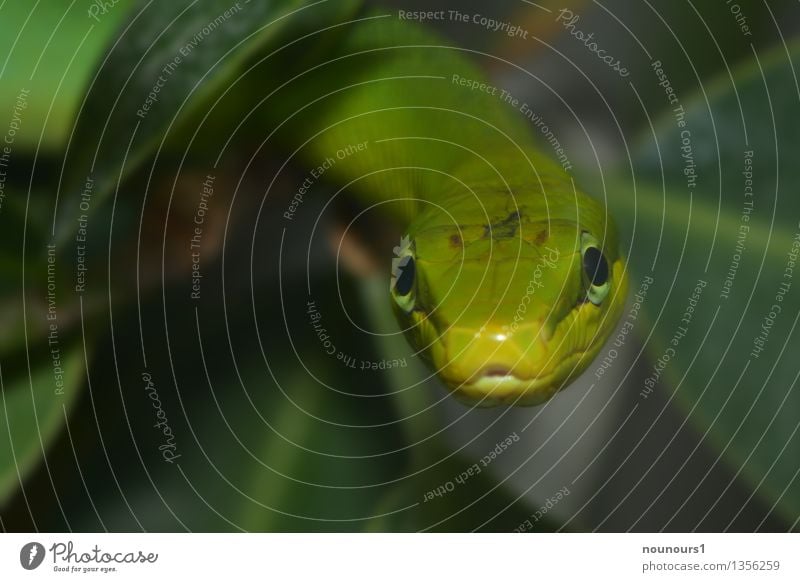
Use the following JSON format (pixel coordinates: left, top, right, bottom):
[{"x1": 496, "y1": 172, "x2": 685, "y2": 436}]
[
  {"x1": 443, "y1": 351, "x2": 589, "y2": 407},
  {"x1": 473, "y1": 363, "x2": 534, "y2": 384},
  {"x1": 471, "y1": 372, "x2": 528, "y2": 390},
  {"x1": 441, "y1": 358, "x2": 554, "y2": 406},
  {"x1": 481, "y1": 366, "x2": 515, "y2": 378},
  {"x1": 463, "y1": 365, "x2": 538, "y2": 401},
  {"x1": 458, "y1": 372, "x2": 547, "y2": 407}
]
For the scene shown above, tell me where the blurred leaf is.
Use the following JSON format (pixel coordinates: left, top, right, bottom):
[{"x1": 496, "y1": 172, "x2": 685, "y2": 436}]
[
  {"x1": 613, "y1": 0, "x2": 789, "y2": 123},
  {"x1": 225, "y1": 356, "x2": 407, "y2": 532},
  {"x1": 54, "y1": 273, "x2": 409, "y2": 532},
  {"x1": 57, "y1": 0, "x2": 362, "y2": 241},
  {"x1": 0, "y1": 347, "x2": 84, "y2": 506},
  {"x1": 159, "y1": 359, "x2": 408, "y2": 532},
  {"x1": 615, "y1": 39, "x2": 800, "y2": 525},
  {"x1": 364, "y1": 449, "x2": 556, "y2": 532},
  {"x1": 0, "y1": 0, "x2": 134, "y2": 150}
]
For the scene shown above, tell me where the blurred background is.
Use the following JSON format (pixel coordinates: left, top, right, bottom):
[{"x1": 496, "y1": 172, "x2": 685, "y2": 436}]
[{"x1": 1, "y1": 0, "x2": 799, "y2": 532}]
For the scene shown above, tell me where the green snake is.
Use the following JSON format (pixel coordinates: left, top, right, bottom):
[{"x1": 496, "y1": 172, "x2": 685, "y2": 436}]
[{"x1": 264, "y1": 9, "x2": 629, "y2": 406}]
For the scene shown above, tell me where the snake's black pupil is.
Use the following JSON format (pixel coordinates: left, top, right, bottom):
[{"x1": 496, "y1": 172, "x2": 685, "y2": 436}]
[
  {"x1": 584, "y1": 247, "x2": 609, "y2": 286},
  {"x1": 395, "y1": 256, "x2": 415, "y2": 296}
]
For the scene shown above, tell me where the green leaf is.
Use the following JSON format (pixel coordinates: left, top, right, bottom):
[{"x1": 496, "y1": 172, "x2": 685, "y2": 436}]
[
  {"x1": 619, "y1": 40, "x2": 800, "y2": 526},
  {"x1": 57, "y1": 0, "x2": 362, "y2": 241},
  {"x1": 363, "y1": 449, "x2": 557, "y2": 532},
  {"x1": 171, "y1": 357, "x2": 409, "y2": 532},
  {"x1": 0, "y1": 347, "x2": 84, "y2": 506},
  {"x1": 0, "y1": 0, "x2": 135, "y2": 151},
  {"x1": 60, "y1": 273, "x2": 409, "y2": 532}
]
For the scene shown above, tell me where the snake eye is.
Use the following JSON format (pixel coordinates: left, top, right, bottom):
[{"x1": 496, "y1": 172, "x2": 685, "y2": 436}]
[
  {"x1": 391, "y1": 251, "x2": 416, "y2": 312},
  {"x1": 581, "y1": 232, "x2": 611, "y2": 305},
  {"x1": 583, "y1": 247, "x2": 609, "y2": 287},
  {"x1": 394, "y1": 256, "x2": 415, "y2": 296}
]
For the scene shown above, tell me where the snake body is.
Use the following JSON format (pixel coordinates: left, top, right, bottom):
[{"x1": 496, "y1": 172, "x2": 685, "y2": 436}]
[{"x1": 266, "y1": 11, "x2": 628, "y2": 406}]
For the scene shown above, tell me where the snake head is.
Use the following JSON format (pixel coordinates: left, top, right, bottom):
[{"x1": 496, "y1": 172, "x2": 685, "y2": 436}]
[{"x1": 389, "y1": 190, "x2": 628, "y2": 407}]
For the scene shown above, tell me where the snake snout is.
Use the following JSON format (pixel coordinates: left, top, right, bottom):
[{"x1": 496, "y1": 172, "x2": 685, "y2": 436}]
[{"x1": 439, "y1": 324, "x2": 550, "y2": 386}]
